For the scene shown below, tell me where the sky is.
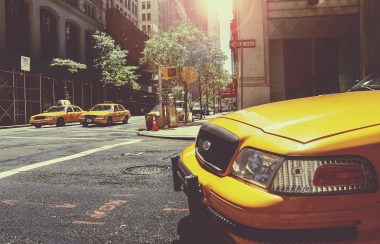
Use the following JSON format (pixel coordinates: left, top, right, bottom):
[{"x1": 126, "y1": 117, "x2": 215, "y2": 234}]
[{"x1": 207, "y1": 0, "x2": 233, "y2": 74}]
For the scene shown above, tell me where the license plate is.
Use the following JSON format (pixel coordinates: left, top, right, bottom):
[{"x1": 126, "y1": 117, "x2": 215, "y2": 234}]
[{"x1": 86, "y1": 119, "x2": 92, "y2": 123}]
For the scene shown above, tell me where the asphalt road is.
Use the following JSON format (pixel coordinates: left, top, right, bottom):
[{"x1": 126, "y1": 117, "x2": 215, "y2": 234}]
[{"x1": 0, "y1": 116, "x2": 209, "y2": 243}]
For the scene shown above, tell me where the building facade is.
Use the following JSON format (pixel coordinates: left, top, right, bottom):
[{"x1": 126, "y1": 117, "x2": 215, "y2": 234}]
[
  {"x1": 0, "y1": 0, "x2": 106, "y2": 71},
  {"x1": 231, "y1": 0, "x2": 380, "y2": 109},
  {"x1": 105, "y1": 0, "x2": 139, "y2": 25}
]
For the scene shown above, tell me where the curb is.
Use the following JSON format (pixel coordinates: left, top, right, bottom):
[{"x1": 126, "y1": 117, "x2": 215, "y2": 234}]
[
  {"x1": 0, "y1": 124, "x2": 30, "y2": 130},
  {"x1": 137, "y1": 132, "x2": 196, "y2": 141}
]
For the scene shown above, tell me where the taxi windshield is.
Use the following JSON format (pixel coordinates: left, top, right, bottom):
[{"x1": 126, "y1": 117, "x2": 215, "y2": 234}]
[
  {"x1": 46, "y1": 106, "x2": 66, "y2": 112},
  {"x1": 90, "y1": 105, "x2": 113, "y2": 111}
]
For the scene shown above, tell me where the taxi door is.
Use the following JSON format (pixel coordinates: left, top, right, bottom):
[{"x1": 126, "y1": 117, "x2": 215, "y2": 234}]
[
  {"x1": 66, "y1": 106, "x2": 74, "y2": 123},
  {"x1": 112, "y1": 105, "x2": 120, "y2": 122},
  {"x1": 72, "y1": 106, "x2": 82, "y2": 122},
  {"x1": 119, "y1": 105, "x2": 128, "y2": 120}
]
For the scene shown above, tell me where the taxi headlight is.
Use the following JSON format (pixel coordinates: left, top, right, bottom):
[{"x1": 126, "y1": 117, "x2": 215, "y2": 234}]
[
  {"x1": 45, "y1": 116, "x2": 56, "y2": 120},
  {"x1": 232, "y1": 148, "x2": 283, "y2": 188},
  {"x1": 96, "y1": 115, "x2": 106, "y2": 119},
  {"x1": 79, "y1": 115, "x2": 84, "y2": 119}
]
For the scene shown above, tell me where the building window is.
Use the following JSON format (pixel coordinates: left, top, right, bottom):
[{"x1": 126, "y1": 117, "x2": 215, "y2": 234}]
[
  {"x1": 147, "y1": 13, "x2": 151, "y2": 21},
  {"x1": 142, "y1": 25, "x2": 146, "y2": 31},
  {"x1": 147, "y1": 1, "x2": 151, "y2": 9},
  {"x1": 142, "y1": 13, "x2": 146, "y2": 21},
  {"x1": 40, "y1": 8, "x2": 58, "y2": 61},
  {"x1": 5, "y1": 0, "x2": 30, "y2": 56},
  {"x1": 66, "y1": 22, "x2": 80, "y2": 61},
  {"x1": 64, "y1": 0, "x2": 78, "y2": 8},
  {"x1": 147, "y1": 25, "x2": 151, "y2": 33},
  {"x1": 142, "y1": 1, "x2": 145, "y2": 9},
  {"x1": 127, "y1": 0, "x2": 130, "y2": 10},
  {"x1": 135, "y1": 4, "x2": 138, "y2": 16},
  {"x1": 85, "y1": 30, "x2": 95, "y2": 65},
  {"x1": 84, "y1": 1, "x2": 97, "y2": 20}
]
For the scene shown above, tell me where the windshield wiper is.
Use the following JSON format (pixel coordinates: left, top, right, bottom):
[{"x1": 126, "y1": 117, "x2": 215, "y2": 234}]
[{"x1": 349, "y1": 85, "x2": 376, "y2": 92}]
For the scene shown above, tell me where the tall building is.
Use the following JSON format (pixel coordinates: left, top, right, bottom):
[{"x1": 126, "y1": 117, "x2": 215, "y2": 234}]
[
  {"x1": 181, "y1": 0, "x2": 208, "y2": 34},
  {"x1": 0, "y1": 0, "x2": 106, "y2": 71},
  {"x1": 208, "y1": 11, "x2": 221, "y2": 47},
  {"x1": 231, "y1": 0, "x2": 380, "y2": 109},
  {"x1": 138, "y1": 0, "x2": 186, "y2": 36},
  {"x1": 105, "y1": 0, "x2": 139, "y2": 26}
]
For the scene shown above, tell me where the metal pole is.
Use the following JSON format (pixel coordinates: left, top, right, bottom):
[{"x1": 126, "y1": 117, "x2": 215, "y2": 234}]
[
  {"x1": 81, "y1": 81, "x2": 84, "y2": 108},
  {"x1": 39, "y1": 73, "x2": 42, "y2": 113},
  {"x1": 90, "y1": 82, "x2": 93, "y2": 107},
  {"x1": 12, "y1": 69, "x2": 16, "y2": 123},
  {"x1": 23, "y1": 71, "x2": 27, "y2": 123},
  {"x1": 52, "y1": 79, "x2": 56, "y2": 105},
  {"x1": 240, "y1": 47, "x2": 244, "y2": 109},
  {"x1": 158, "y1": 65, "x2": 164, "y2": 125},
  {"x1": 72, "y1": 81, "x2": 75, "y2": 104}
]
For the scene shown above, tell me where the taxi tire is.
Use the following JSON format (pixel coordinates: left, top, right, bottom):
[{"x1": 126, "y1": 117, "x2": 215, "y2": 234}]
[
  {"x1": 56, "y1": 117, "x2": 65, "y2": 127},
  {"x1": 82, "y1": 122, "x2": 88, "y2": 127},
  {"x1": 34, "y1": 124, "x2": 42, "y2": 128},
  {"x1": 107, "y1": 117, "x2": 113, "y2": 126},
  {"x1": 122, "y1": 116, "x2": 129, "y2": 124}
]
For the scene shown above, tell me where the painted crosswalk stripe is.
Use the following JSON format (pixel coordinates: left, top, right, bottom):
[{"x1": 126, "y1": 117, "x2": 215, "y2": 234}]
[{"x1": 0, "y1": 139, "x2": 142, "y2": 179}]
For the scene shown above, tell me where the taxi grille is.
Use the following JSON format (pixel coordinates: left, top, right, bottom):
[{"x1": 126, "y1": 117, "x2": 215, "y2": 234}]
[
  {"x1": 195, "y1": 124, "x2": 239, "y2": 172},
  {"x1": 34, "y1": 116, "x2": 45, "y2": 120},
  {"x1": 85, "y1": 115, "x2": 97, "y2": 119}
]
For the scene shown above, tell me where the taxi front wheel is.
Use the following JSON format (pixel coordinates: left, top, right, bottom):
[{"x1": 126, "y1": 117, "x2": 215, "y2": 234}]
[
  {"x1": 56, "y1": 117, "x2": 65, "y2": 127},
  {"x1": 107, "y1": 117, "x2": 113, "y2": 126},
  {"x1": 34, "y1": 124, "x2": 42, "y2": 128},
  {"x1": 123, "y1": 116, "x2": 129, "y2": 124}
]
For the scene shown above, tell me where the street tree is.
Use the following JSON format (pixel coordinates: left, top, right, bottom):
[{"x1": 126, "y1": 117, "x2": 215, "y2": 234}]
[
  {"x1": 50, "y1": 58, "x2": 87, "y2": 100},
  {"x1": 92, "y1": 31, "x2": 139, "y2": 89},
  {"x1": 192, "y1": 37, "x2": 228, "y2": 115},
  {"x1": 142, "y1": 20, "x2": 209, "y2": 122}
]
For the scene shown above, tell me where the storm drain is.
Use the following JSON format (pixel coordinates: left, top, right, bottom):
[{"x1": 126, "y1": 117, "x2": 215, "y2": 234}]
[{"x1": 123, "y1": 165, "x2": 171, "y2": 175}]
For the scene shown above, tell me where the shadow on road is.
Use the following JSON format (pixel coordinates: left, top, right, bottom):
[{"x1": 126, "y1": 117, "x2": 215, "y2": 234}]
[{"x1": 172, "y1": 215, "x2": 230, "y2": 244}]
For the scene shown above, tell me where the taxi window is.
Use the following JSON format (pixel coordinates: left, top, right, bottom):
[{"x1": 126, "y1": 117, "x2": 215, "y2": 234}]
[
  {"x1": 114, "y1": 105, "x2": 119, "y2": 111},
  {"x1": 118, "y1": 105, "x2": 125, "y2": 111},
  {"x1": 73, "y1": 106, "x2": 81, "y2": 112},
  {"x1": 67, "y1": 107, "x2": 73, "y2": 112}
]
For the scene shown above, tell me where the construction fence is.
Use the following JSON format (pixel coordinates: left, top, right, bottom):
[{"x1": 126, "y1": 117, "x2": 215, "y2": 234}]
[
  {"x1": 0, "y1": 69, "x2": 106, "y2": 126},
  {"x1": 0, "y1": 69, "x2": 158, "y2": 126}
]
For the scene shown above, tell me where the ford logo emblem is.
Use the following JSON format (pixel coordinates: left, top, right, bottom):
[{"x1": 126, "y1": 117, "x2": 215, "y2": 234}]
[{"x1": 202, "y1": 140, "x2": 211, "y2": 151}]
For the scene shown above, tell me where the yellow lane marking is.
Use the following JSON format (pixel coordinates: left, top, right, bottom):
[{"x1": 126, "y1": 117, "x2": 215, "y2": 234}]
[{"x1": 0, "y1": 139, "x2": 142, "y2": 179}]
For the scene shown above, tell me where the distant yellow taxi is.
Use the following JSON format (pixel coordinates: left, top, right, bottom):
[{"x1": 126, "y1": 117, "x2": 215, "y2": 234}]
[
  {"x1": 79, "y1": 102, "x2": 131, "y2": 126},
  {"x1": 172, "y1": 75, "x2": 380, "y2": 243},
  {"x1": 29, "y1": 105, "x2": 83, "y2": 128}
]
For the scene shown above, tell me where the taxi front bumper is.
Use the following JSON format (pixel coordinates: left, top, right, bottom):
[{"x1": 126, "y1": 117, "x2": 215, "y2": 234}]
[{"x1": 171, "y1": 156, "x2": 362, "y2": 243}]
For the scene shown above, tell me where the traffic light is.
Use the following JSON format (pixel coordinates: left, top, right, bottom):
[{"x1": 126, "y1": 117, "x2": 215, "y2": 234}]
[{"x1": 162, "y1": 67, "x2": 177, "y2": 80}]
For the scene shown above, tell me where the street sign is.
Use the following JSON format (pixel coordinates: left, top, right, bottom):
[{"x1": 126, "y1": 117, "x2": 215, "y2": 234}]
[
  {"x1": 229, "y1": 39, "x2": 256, "y2": 49},
  {"x1": 181, "y1": 66, "x2": 198, "y2": 83},
  {"x1": 21, "y1": 56, "x2": 30, "y2": 71}
]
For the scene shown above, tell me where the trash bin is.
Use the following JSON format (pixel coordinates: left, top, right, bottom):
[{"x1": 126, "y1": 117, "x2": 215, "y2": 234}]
[
  {"x1": 166, "y1": 104, "x2": 177, "y2": 128},
  {"x1": 145, "y1": 113, "x2": 153, "y2": 131}
]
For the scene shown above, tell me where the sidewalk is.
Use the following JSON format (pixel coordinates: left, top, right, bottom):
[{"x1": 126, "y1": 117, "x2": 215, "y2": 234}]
[{"x1": 137, "y1": 113, "x2": 225, "y2": 140}]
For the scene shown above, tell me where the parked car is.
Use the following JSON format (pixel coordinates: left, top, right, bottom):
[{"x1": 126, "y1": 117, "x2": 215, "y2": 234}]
[
  {"x1": 172, "y1": 79, "x2": 380, "y2": 243},
  {"x1": 29, "y1": 105, "x2": 83, "y2": 128},
  {"x1": 175, "y1": 100, "x2": 193, "y2": 122},
  {"x1": 191, "y1": 102, "x2": 206, "y2": 117},
  {"x1": 79, "y1": 102, "x2": 131, "y2": 126}
]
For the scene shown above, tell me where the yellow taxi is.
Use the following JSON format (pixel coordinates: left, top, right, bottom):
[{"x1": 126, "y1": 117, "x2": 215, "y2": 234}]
[
  {"x1": 29, "y1": 105, "x2": 83, "y2": 128},
  {"x1": 79, "y1": 102, "x2": 131, "y2": 126},
  {"x1": 172, "y1": 76, "x2": 380, "y2": 243}
]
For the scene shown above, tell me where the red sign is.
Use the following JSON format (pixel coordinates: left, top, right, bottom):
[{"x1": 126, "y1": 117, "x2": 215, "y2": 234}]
[{"x1": 218, "y1": 79, "x2": 237, "y2": 98}]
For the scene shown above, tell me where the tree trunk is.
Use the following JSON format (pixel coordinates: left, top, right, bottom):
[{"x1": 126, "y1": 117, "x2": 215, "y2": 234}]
[
  {"x1": 184, "y1": 81, "x2": 188, "y2": 123},
  {"x1": 198, "y1": 80, "x2": 203, "y2": 118},
  {"x1": 205, "y1": 76, "x2": 209, "y2": 115}
]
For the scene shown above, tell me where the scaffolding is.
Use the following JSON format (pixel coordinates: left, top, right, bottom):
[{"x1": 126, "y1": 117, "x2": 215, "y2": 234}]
[{"x1": 0, "y1": 69, "x2": 96, "y2": 126}]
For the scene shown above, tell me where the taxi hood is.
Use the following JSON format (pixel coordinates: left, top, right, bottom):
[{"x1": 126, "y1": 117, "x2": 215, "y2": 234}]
[{"x1": 221, "y1": 92, "x2": 380, "y2": 143}]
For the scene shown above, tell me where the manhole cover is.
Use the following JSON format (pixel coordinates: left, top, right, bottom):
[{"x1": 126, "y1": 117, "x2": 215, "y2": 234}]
[{"x1": 123, "y1": 165, "x2": 171, "y2": 175}]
